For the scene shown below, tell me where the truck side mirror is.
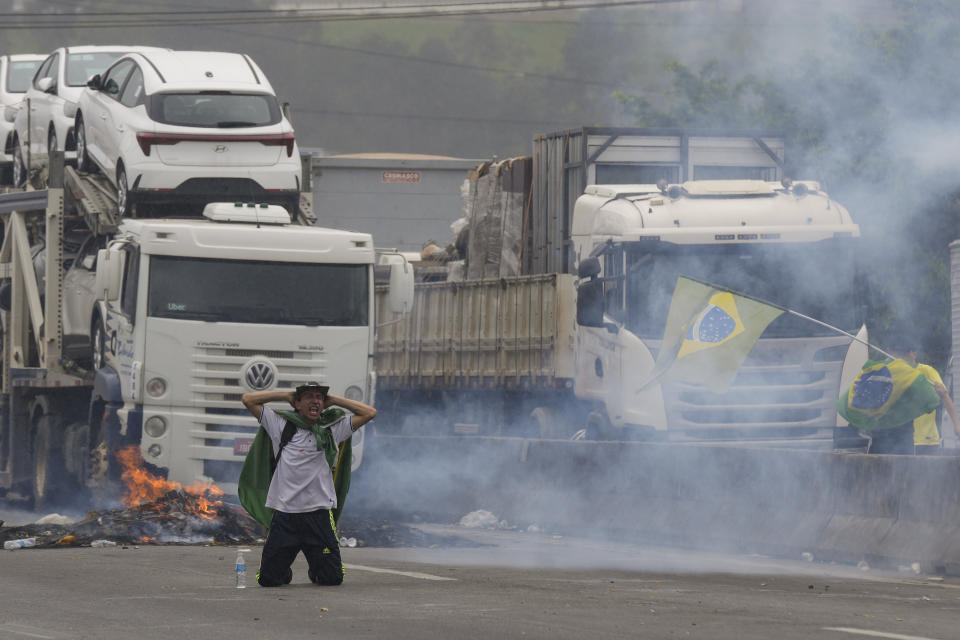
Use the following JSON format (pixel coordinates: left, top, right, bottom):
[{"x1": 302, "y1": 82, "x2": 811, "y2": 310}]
[
  {"x1": 576, "y1": 279, "x2": 604, "y2": 327},
  {"x1": 387, "y1": 259, "x2": 414, "y2": 314},
  {"x1": 95, "y1": 248, "x2": 122, "y2": 301}
]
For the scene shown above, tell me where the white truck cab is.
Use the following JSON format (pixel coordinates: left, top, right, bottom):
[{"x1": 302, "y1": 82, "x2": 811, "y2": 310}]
[
  {"x1": 571, "y1": 180, "x2": 868, "y2": 441},
  {"x1": 90, "y1": 203, "x2": 400, "y2": 491}
]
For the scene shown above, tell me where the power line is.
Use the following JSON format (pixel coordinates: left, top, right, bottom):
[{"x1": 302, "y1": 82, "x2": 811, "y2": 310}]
[{"x1": 0, "y1": 0, "x2": 697, "y2": 28}]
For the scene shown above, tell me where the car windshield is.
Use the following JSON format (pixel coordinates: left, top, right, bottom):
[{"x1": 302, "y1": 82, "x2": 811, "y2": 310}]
[
  {"x1": 66, "y1": 52, "x2": 125, "y2": 86},
  {"x1": 621, "y1": 239, "x2": 862, "y2": 339},
  {"x1": 148, "y1": 255, "x2": 369, "y2": 326},
  {"x1": 7, "y1": 60, "x2": 43, "y2": 93},
  {"x1": 150, "y1": 93, "x2": 281, "y2": 128}
]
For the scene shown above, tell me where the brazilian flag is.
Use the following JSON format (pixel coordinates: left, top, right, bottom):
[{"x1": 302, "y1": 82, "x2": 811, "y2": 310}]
[
  {"x1": 837, "y1": 359, "x2": 941, "y2": 431},
  {"x1": 643, "y1": 276, "x2": 784, "y2": 393}
]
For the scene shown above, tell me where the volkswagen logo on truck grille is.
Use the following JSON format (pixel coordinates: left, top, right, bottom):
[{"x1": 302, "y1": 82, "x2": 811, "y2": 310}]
[{"x1": 242, "y1": 359, "x2": 277, "y2": 391}]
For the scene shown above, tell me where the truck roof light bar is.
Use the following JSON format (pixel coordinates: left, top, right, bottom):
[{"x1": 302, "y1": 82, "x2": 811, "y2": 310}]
[{"x1": 202, "y1": 202, "x2": 291, "y2": 225}]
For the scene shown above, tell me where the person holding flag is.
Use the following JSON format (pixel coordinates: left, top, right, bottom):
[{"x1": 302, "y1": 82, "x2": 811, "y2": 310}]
[
  {"x1": 238, "y1": 382, "x2": 376, "y2": 587},
  {"x1": 887, "y1": 342, "x2": 960, "y2": 455},
  {"x1": 836, "y1": 339, "x2": 944, "y2": 455}
]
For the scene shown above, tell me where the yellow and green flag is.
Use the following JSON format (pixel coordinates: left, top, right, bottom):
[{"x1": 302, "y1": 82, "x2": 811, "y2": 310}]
[
  {"x1": 645, "y1": 276, "x2": 784, "y2": 393},
  {"x1": 836, "y1": 359, "x2": 941, "y2": 431}
]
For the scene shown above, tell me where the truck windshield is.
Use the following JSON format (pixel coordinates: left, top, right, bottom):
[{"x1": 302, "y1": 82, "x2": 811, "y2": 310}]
[
  {"x1": 147, "y1": 256, "x2": 368, "y2": 326},
  {"x1": 622, "y1": 239, "x2": 861, "y2": 339}
]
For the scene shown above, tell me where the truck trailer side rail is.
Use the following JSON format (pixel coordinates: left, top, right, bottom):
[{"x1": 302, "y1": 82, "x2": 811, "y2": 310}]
[{"x1": 375, "y1": 273, "x2": 576, "y2": 389}]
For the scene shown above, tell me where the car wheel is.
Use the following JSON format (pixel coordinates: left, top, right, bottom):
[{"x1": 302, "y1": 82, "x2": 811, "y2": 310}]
[
  {"x1": 44, "y1": 131, "x2": 57, "y2": 187},
  {"x1": 92, "y1": 316, "x2": 107, "y2": 370},
  {"x1": 11, "y1": 139, "x2": 26, "y2": 188},
  {"x1": 116, "y1": 164, "x2": 132, "y2": 217},
  {"x1": 76, "y1": 115, "x2": 94, "y2": 172}
]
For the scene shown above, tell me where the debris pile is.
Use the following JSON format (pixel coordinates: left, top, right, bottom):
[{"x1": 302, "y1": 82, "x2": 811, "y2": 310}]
[{"x1": 0, "y1": 446, "x2": 485, "y2": 549}]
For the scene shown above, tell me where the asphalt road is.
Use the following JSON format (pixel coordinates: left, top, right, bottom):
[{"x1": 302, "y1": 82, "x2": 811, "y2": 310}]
[{"x1": 1, "y1": 524, "x2": 958, "y2": 640}]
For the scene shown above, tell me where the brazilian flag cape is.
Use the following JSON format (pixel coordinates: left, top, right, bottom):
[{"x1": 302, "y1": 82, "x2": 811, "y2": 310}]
[
  {"x1": 837, "y1": 358, "x2": 941, "y2": 431},
  {"x1": 237, "y1": 407, "x2": 352, "y2": 529}
]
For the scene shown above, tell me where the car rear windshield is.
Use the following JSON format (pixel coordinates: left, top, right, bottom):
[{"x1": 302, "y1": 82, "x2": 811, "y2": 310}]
[
  {"x1": 66, "y1": 52, "x2": 124, "y2": 86},
  {"x1": 147, "y1": 93, "x2": 282, "y2": 128},
  {"x1": 148, "y1": 255, "x2": 369, "y2": 326},
  {"x1": 7, "y1": 60, "x2": 43, "y2": 93}
]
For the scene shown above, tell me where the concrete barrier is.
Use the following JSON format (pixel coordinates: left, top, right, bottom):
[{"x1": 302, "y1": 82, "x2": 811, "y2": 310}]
[{"x1": 349, "y1": 434, "x2": 960, "y2": 573}]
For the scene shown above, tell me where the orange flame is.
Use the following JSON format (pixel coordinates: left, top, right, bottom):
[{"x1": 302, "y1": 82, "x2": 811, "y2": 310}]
[{"x1": 115, "y1": 446, "x2": 225, "y2": 519}]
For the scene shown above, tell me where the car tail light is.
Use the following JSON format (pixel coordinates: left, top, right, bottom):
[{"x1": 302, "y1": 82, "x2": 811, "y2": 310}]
[{"x1": 136, "y1": 132, "x2": 296, "y2": 157}]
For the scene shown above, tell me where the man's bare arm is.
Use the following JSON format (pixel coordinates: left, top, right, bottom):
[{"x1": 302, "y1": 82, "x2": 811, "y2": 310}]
[
  {"x1": 326, "y1": 394, "x2": 377, "y2": 431},
  {"x1": 241, "y1": 390, "x2": 295, "y2": 421}
]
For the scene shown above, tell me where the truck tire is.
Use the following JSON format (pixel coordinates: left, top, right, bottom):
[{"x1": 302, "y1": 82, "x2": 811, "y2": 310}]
[
  {"x1": 33, "y1": 413, "x2": 68, "y2": 509},
  {"x1": 585, "y1": 410, "x2": 615, "y2": 441},
  {"x1": 92, "y1": 316, "x2": 107, "y2": 370},
  {"x1": 531, "y1": 406, "x2": 569, "y2": 440}
]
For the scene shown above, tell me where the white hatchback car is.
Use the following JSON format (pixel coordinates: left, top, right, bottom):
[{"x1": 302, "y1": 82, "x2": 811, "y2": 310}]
[
  {"x1": 11, "y1": 45, "x2": 168, "y2": 187},
  {"x1": 0, "y1": 53, "x2": 45, "y2": 184},
  {"x1": 74, "y1": 49, "x2": 302, "y2": 217}
]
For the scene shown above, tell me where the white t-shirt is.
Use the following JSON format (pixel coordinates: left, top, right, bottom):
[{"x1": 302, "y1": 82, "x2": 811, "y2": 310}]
[{"x1": 260, "y1": 405, "x2": 354, "y2": 513}]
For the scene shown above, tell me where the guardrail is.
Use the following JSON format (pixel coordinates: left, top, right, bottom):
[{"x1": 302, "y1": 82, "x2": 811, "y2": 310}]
[{"x1": 351, "y1": 434, "x2": 960, "y2": 575}]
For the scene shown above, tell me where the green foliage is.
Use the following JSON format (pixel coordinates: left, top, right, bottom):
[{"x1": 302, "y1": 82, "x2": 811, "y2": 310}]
[{"x1": 614, "y1": 4, "x2": 960, "y2": 369}]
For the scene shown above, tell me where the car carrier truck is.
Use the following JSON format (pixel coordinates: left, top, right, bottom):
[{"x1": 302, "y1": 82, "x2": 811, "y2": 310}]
[
  {"x1": 373, "y1": 129, "x2": 868, "y2": 444},
  {"x1": 0, "y1": 153, "x2": 414, "y2": 507}
]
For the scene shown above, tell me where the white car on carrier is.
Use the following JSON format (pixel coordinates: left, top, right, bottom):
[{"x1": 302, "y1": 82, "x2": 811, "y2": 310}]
[
  {"x1": 74, "y1": 49, "x2": 302, "y2": 217},
  {"x1": 0, "y1": 53, "x2": 45, "y2": 185},
  {"x1": 11, "y1": 45, "x2": 168, "y2": 187}
]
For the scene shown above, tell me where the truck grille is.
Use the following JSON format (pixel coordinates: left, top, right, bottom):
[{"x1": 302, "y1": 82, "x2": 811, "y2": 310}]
[
  {"x1": 659, "y1": 336, "x2": 849, "y2": 435},
  {"x1": 187, "y1": 346, "x2": 328, "y2": 484}
]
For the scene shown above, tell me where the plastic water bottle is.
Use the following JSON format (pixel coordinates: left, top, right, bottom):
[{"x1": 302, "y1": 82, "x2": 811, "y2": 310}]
[
  {"x1": 4, "y1": 537, "x2": 36, "y2": 550},
  {"x1": 90, "y1": 540, "x2": 117, "y2": 548},
  {"x1": 235, "y1": 550, "x2": 247, "y2": 589}
]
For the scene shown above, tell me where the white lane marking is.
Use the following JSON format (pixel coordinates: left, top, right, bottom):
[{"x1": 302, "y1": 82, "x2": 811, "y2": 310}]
[
  {"x1": 0, "y1": 624, "x2": 58, "y2": 639},
  {"x1": 823, "y1": 627, "x2": 942, "y2": 640},
  {"x1": 344, "y1": 563, "x2": 456, "y2": 581}
]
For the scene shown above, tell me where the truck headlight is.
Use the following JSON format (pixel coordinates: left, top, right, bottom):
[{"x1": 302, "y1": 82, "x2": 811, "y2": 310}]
[
  {"x1": 147, "y1": 444, "x2": 162, "y2": 458},
  {"x1": 344, "y1": 385, "x2": 363, "y2": 402},
  {"x1": 144, "y1": 416, "x2": 167, "y2": 438},
  {"x1": 146, "y1": 377, "x2": 167, "y2": 397}
]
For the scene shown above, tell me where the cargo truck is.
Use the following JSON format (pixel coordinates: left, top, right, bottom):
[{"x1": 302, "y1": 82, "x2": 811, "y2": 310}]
[
  {"x1": 374, "y1": 129, "x2": 868, "y2": 444},
  {"x1": 0, "y1": 154, "x2": 414, "y2": 507}
]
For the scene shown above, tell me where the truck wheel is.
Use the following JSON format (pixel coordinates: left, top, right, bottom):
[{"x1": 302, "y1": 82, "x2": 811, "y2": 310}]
[
  {"x1": 76, "y1": 115, "x2": 94, "y2": 172},
  {"x1": 33, "y1": 413, "x2": 67, "y2": 509},
  {"x1": 531, "y1": 406, "x2": 568, "y2": 439},
  {"x1": 585, "y1": 410, "x2": 615, "y2": 441},
  {"x1": 11, "y1": 140, "x2": 26, "y2": 188},
  {"x1": 92, "y1": 317, "x2": 107, "y2": 370}
]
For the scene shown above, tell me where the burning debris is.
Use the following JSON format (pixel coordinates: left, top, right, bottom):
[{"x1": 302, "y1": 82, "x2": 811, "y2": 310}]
[{"x1": 0, "y1": 446, "x2": 484, "y2": 549}]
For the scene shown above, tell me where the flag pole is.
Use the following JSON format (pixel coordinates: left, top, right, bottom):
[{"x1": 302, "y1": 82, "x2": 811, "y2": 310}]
[
  {"x1": 784, "y1": 309, "x2": 894, "y2": 360},
  {"x1": 680, "y1": 275, "x2": 895, "y2": 360}
]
